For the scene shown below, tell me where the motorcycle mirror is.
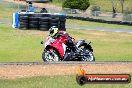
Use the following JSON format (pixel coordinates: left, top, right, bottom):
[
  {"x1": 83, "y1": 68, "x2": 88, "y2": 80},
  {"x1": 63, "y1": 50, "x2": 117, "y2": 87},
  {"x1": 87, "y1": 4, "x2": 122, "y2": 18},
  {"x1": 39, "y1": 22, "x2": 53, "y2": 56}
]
[{"x1": 41, "y1": 41, "x2": 44, "y2": 44}]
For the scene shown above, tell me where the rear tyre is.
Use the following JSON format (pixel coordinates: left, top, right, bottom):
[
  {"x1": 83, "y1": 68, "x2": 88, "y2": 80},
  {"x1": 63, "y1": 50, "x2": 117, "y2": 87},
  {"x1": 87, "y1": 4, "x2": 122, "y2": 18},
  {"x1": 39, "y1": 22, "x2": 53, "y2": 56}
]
[
  {"x1": 42, "y1": 48, "x2": 60, "y2": 62},
  {"x1": 50, "y1": 23, "x2": 59, "y2": 27},
  {"x1": 19, "y1": 16, "x2": 28, "y2": 20},
  {"x1": 19, "y1": 24, "x2": 28, "y2": 29},
  {"x1": 29, "y1": 24, "x2": 39, "y2": 28},
  {"x1": 40, "y1": 28, "x2": 48, "y2": 31},
  {"x1": 29, "y1": 21, "x2": 39, "y2": 25},
  {"x1": 19, "y1": 19, "x2": 28, "y2": 23},
  {"x1": 81, "y1": 48, "x2": 95, "y2": 61},
  {"x1": 39, "y1": 17, "x2": 50, "y2": 22},
  {"x1": 39, "y1": 22, "x2": 49, "y2": 25},
  {"x1": 29, "y1": 17, "x2": 39, "y2": 21}
]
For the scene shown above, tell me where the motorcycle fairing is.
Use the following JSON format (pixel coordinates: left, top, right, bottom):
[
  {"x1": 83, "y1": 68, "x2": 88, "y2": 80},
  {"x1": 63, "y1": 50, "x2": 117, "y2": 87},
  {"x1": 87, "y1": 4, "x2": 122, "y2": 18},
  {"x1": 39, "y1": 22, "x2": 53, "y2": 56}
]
[{"x1": 45, "y1": 36, "x2": 67, "y2": 59}]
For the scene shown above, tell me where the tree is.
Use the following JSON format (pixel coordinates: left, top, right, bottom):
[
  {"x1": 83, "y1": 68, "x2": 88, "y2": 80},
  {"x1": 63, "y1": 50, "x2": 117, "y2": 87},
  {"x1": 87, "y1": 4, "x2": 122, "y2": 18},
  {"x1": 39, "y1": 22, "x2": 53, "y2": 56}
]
[
  {"x1": 62, "y1": 0, "x2": 90, "y2": 11},
  {"x1": 119, "y1": 0, "x2": 124, "y2": 13},
  {"x1": 111, "y1": 0, "x2": 117, "y2": 18},
  {"x1": 111, "y1": 0, "x2": 125, "y2": 18}
]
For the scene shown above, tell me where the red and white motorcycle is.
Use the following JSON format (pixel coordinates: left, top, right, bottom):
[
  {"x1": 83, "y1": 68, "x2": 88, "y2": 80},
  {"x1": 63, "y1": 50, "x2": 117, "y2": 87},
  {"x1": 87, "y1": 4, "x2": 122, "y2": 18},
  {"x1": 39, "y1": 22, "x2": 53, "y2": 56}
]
[{"x1": 41, "y1": 35, "x2": 95, "y2": 62}]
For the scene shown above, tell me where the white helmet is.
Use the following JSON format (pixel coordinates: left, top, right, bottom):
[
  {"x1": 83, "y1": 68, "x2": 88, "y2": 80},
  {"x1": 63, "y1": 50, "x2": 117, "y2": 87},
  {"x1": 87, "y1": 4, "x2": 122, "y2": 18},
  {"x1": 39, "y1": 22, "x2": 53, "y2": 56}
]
[{"x1": 49, "y1": 26, "x2": 58, "y2": 37}]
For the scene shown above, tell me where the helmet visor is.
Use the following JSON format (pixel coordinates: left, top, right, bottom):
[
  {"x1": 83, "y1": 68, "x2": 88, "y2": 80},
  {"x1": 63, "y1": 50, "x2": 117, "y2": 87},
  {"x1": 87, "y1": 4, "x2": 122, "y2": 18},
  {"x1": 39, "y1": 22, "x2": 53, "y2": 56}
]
[{"x1": 50, "y1": 29, "x2": 54, "y2": 35}]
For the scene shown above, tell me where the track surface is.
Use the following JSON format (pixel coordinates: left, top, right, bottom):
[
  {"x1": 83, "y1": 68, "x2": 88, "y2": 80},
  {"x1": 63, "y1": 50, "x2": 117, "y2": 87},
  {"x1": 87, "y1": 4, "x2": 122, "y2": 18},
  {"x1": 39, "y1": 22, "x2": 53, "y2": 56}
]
[
  {"x1": 0, "y1": 20, "x2": 132, "y2": 33},
  {"x1": 67, "y1": 25, "x2": 132, "y2": 33},
  {"x1": 0, "y1": 62, "x2": 132, "y2": 79},
  {"x1": 0, "y1": 61, "x2": 132, "y2": 65}
]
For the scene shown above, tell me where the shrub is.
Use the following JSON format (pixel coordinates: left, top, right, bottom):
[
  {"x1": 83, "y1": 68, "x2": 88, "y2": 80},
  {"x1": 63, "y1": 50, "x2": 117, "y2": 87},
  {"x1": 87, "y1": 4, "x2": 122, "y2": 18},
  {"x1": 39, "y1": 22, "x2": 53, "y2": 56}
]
[
  {"x1": 91, "y1": 6, "x2": 100, "y2": 12},
  {"x1": 123, "y1": 7, "x2": 132, "y2": 21},
  {"x1": 62, "y1": 0, "x2": 90, "y2": 11}
]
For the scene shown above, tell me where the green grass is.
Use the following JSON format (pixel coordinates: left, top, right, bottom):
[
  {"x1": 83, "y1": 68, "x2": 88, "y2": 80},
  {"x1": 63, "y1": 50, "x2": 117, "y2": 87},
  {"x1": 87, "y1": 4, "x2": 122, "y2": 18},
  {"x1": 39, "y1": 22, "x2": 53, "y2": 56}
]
[
  {"x1": 0, "y1": 0, "x2": 132, "y2": 62},
  {"x1": 0, "y1": 0, "x2": 25, "y2": 21},
  {"x1": 67, "y1": 29, "x2": 132, "y2": 61},
  {"x1": 0, "y1": 75, "x2": 131, "y2": 88},
  {"x1": 89, "y1": 0, "x2": 132, "y2": 12},
  {"x1": 0, "y1": 6, "x2": 15, "y2": 21},
  {"x1": 0, "y1": 24, "x2": 132, "y2": 62},
  {"x1": 50, "y1": 0, "x2": 64, "y2": 7},
  {"x1": 0, "y1": 24, "x2": 44, "y2": 62},
  {"x1": 66, "y1": 19, "x2": 132, "y2": 29}
]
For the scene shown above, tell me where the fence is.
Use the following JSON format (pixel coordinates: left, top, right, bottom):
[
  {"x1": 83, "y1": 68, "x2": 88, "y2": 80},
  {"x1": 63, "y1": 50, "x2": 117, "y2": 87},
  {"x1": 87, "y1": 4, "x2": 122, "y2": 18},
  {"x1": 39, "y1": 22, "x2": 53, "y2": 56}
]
[{"x1": 62, "y1": 8, "x2": 132, "y2": 22}]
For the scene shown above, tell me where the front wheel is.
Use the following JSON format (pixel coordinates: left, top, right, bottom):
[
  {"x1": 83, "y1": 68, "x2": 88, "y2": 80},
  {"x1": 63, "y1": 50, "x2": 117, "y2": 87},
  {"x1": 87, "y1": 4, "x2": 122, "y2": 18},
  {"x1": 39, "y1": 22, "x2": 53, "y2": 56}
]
[
  {"x1": 81, "y1": 48, "x2": 95, "y2": 61},
  {"x1": 42, "y1": 48, "x2": 60, "y2": 62}
]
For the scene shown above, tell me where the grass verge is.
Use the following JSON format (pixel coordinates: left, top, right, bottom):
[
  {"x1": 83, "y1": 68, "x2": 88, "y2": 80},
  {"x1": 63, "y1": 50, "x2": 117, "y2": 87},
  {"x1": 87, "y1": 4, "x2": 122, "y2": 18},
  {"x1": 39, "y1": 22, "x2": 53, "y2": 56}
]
[
  {"x1": 0, "y1": 24, "x2": 132, "y2": 62},
  {"x1": 66, "y1": 19, "x2": 132, "y2": 30},
  {"x1": 67, "y1": 29, "x2": 132, "y2": 61},
  {"x1": 0, "y1": 24, "x2": 45, "y2": 62},
  {"x1": 0, "y1": 75, "x2": 131, "y2": 88},
  {"x1": 0, "y1": 0, "x2": 19, "y2": 21}
]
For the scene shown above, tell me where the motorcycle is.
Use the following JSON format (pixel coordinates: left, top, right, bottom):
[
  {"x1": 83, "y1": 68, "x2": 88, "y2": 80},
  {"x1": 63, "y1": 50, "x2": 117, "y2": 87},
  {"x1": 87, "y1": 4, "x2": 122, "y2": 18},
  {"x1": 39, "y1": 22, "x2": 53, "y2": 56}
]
[{"x1": 41, "y1": 35, "x2": 95, "y2": 62}]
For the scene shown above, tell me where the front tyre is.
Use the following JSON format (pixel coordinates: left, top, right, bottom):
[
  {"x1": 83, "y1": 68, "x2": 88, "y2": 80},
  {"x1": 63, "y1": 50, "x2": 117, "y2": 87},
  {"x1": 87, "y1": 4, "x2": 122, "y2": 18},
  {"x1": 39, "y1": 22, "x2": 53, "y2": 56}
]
[
  {"x1": 81, "y1": 48, "x2": 95, "y2": 61},
  {"x1": 42, "y1": 48, "x2": 60, "y2": 62}
]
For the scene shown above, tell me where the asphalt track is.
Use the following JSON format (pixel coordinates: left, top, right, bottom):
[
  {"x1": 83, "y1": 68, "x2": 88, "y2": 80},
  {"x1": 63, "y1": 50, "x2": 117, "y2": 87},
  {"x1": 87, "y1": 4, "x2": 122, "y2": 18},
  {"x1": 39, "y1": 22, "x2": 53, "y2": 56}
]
[
  {"x1": 66, "y1": 25, "x2": 132, "y2": 33},
  {"x1": 0, "y1": 61, "x2": 132, "y2": 65},
  {"x1": 0, "y1": 20, "x2": 11, "y2": 24},
  {"x1": 0, "y1": 20, "x2": 132, "y2": 33},
  {"x1": 0, "y1": 61, "x2": 132, "y2": 79}
]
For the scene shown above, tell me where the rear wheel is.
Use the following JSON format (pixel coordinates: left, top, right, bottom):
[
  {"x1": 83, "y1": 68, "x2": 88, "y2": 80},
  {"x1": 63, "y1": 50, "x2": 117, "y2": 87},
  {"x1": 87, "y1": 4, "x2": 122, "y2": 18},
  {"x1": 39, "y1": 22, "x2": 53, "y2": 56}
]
[
  {"x1": 42, "y1": 48, "x2": 60, "y2": 62},
  {"x1": 81, "y1": 48, "x2": 95, "y2": 61}
]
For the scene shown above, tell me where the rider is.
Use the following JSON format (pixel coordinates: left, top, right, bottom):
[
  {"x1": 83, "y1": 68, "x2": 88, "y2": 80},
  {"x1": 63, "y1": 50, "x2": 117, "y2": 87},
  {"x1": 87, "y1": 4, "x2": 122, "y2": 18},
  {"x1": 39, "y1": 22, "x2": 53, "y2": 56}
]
[{"x1": 49, "y1": 26, "x2": 78, "y2": 53}]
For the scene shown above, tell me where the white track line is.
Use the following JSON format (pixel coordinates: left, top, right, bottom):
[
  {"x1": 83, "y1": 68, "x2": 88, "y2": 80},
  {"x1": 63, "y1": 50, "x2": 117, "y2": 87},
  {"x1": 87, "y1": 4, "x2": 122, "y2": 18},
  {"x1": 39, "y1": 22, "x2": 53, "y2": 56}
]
[
  {"x1": 128, "y1": 32, "x2": 132, "y2": 34},
  {"x1": 115, "y1": 31, "x2": 122, "y2": 33},
  {"x1": 100, "y1": 30, "x2": 105, "y2": 31}
]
